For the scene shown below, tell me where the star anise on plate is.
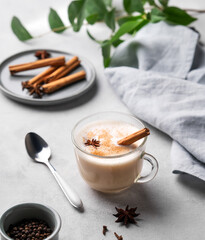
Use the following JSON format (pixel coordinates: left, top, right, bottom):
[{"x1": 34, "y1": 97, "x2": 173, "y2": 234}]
[
  {"x1": 28, "y1": 85, "x2": 43, "y2": 98},
  {"x1": 84, "y1": 138, "x2": 100, "y2": 148},
  {"x1": 35, "y1": 50, "x2": 50, "y2": 59},
  {"x1": 113, "y1": 205, "x2": 140, "y2": 225},
  {"x1": 22, "y1": 81, "x2": 43, "y2": 98},
  {"x1": 22, "y1": 81, "x2": 32, "y2": 90}
]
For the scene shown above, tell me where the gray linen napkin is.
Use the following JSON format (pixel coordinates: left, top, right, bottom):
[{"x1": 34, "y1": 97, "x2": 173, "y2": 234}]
[{"x1": 105, "y1": 21, "x2": 205, "y2": 181}]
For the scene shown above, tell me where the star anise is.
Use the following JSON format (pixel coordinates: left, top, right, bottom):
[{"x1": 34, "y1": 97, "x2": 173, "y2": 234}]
[
  {"x1": 22, "y1": 80, "x2": 44, "y2": 98},
  {"x1": 84, "y1": 138, "x2": 100, "y2": 148},
  {"x1": 35, "y1": 50, "x2": 50, "y2": 59},
  {"x1": 22, "y1": 81, "x2": 32, "y2": 90},
  {"x1": 28, "y1": 84, "x2": 43, "y2": 98},
  {"x1": 113, "y1": 205, "x2": 140, "y2": 225}
]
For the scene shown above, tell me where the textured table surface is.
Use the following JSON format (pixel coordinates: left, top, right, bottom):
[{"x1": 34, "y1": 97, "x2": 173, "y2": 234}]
[{"x1": 0, "y1": 1, "x2": 204, "y2": 240}]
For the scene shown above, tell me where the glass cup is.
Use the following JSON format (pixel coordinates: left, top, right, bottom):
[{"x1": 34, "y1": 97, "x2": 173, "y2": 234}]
[{"x1": 71, "y1": 112, "x2": 158, "y2": 193}]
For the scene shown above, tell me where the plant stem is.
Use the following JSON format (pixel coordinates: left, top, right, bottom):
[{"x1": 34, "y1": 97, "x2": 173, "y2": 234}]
[
  {"x1": 35, "y1": 25, "x2": 71, "y2": 38},
  {"x1": 183, "y1": 8, "x2": 205, "y2": 13},
  {"x1": 34, "y1": 22, "x2": 89, "y2": 39}
]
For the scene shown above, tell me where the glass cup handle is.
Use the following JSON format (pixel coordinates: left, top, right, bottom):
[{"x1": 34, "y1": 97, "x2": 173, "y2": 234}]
[{"x1": 136, "y1": 153, "x2": 159, "y2": 183}]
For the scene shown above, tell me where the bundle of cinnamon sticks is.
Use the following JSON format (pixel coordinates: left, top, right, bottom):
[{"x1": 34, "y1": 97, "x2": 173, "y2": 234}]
[{"x1": 9, "y1": 54, "x2": 86, "y2": 98}]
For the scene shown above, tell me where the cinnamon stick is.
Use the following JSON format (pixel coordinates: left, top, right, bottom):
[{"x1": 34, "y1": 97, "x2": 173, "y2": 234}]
[
  {"x1": 9, "y1": 56, "x2": 65, "y2": 74},
  {"x1": 45, "y1": 56, "x2": 80, "y2": 82},
  {"x1": 23, "y1": 66, "x2": 57, "y2": 87},
  {"x1": 42, "y1": 70, "x2": 86, "y2": 93},
  {"x1": 47, "y1": 60, "x2": 81, "y2": 83},
  {"x1": 117, "y1": 128, "x2": 150, "y2": 145}
]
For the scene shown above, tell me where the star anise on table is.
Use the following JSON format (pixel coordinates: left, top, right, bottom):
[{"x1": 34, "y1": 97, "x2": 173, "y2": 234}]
[
  {"x1": 84, "y1": 138, "x2": 100, "y2": 148},
  {"x1": 113, "y1": 205, "x2": 140, "y2": 225},
  {"x1": 35, "y1": 50, "x2": 50, "y2": 59}
]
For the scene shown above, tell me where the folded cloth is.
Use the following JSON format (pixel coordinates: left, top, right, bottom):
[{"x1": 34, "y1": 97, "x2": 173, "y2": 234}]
[{"x1": 105, "y1": 21, "x2": 205, "y2": 181}]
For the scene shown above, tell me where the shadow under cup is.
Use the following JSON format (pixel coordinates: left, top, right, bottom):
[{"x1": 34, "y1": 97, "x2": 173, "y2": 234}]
[{"x1": 71, "y1": 112, "x2": 158, "y2": 193}]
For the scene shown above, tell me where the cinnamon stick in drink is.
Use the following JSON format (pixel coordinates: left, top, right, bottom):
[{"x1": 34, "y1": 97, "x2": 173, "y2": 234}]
[
  {"x1": 9, "y1": 56, "x2": 65, "y2": 74},
  {"x1": 117, "y1": 128, "x2": 150, "y2": 145},
  {"x1": 42, "y1": 70, "x2": 86, "y2": 94}
]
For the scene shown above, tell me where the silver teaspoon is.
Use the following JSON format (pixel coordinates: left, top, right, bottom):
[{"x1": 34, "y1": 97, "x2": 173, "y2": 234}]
[{"x1": 25, "y1": 132, "x2": 83, "y2": 210}]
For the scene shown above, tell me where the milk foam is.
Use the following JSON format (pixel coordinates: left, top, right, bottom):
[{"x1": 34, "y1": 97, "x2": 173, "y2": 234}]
[{"x1": 77, "y1": 120, "x2": 143, "y2": 156}]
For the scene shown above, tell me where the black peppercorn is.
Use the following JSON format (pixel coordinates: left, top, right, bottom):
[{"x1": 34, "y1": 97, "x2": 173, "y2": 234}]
[{"x1": 6, "y1": 219, "x2": 53, "y2": 240}]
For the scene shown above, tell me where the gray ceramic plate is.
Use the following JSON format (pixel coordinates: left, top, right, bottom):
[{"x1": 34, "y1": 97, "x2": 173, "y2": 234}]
[{"x1": 0, "y1": 49, "x2": 95, "y2": 106}]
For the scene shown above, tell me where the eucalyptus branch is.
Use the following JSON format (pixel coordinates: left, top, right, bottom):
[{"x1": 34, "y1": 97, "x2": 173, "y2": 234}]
[{"x1": 10, "y1": 0, "x2": 200, "y2": 67}]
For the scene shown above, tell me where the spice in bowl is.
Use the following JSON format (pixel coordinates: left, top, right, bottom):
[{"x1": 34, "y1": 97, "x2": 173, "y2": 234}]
[{"x1": 6, "y1": 218, "x2": 52, "y2": 240}]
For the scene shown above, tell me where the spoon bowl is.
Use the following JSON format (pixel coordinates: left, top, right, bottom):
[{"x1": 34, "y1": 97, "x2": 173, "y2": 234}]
[{"x1": 25, "y1": 132, "x2": 51, "y2": 163}]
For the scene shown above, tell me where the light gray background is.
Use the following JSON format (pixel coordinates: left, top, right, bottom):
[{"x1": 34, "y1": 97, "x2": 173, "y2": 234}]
[{"x1": 0, "y1": 1, "x2": 204, "y2": 240}]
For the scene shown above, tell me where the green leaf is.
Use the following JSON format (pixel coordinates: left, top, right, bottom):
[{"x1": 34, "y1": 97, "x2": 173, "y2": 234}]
[
  {"x1": 118, "y1": 15, "x2": 147, "y2": 34},
  {"x1": 68, "y1": 0, "x2": 108, "y2": 31},
  {"x1": 112, "y1": 39, "x2": 124, "y2": 47},
  {"x1": 11, "y1": 16, "x2": 32, "y2": 41},
  {"x1": 132, "y1": 18, "x2": 149, "y2": 31},
  {"x1": 101, "y1": 41, "x2": 111, "y2": 67},
  {"x1": 48, "y1": 8, "x2": 65, "y2": 33},
  {"x1": 86, "y1": 0, "x2": 107, "y2": 20},
  {"x1": 151, "y1": 7, "x2": 165, "y2": 23},
  {"x1": 86, "y1": 14, "x2": 99, "y2": 24},
  {"x1": 159, "y1": 0, "x2": 169, "y2": 7},
  {"x1": 123, "y1": 0, "x2": 144, "y2": 14},
  {"x1": 103, "y1": 57, "x2": 111, "y2": 68},
  {"x1": 104, "y1": 8, "x2": 115, "y2": 31},
  {"x1": 163, "y1": 6, "x2": 197, "y2": 26},
  {"x1": 110, "y1": 18, "x2": 147, "y2": 43},
  {"x1": 68, "y1": 0, "x2": 86, "y2": 32},
  {"x1": 118, "y1": 15, "x2": 142, "y2": 26}
]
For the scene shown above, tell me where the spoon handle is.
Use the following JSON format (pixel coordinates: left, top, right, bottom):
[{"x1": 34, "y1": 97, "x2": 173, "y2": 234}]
[{"x1": 46, "y1": 162, "x2": 83, "y2": 210}]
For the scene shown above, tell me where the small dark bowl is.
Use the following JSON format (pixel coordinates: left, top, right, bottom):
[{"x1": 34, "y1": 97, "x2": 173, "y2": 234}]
[{"x1": 0, "y1": 203, "x2": 61, "y2": 240}]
